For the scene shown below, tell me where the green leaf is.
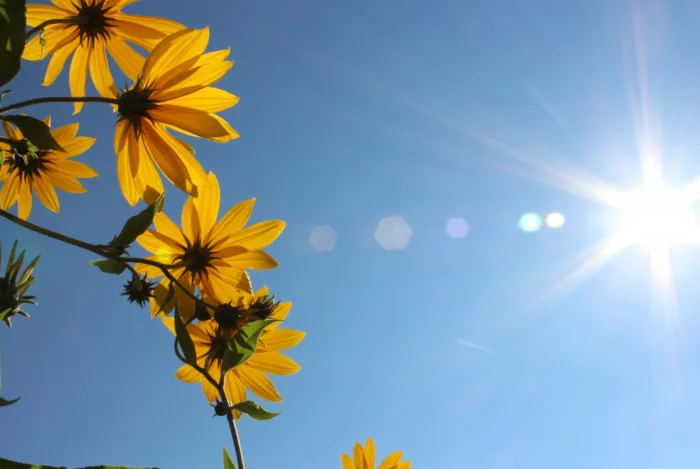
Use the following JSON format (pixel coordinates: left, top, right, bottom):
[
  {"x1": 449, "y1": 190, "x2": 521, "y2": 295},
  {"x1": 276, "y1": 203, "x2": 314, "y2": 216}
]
[
  {"x1": 155, "y1": 282, "x2": 175, "y2": 316},
  {"x1": 230, "y1": 400, "x2": 280, "y2": 421},
  {"x1": 0, "y1": 307, "x2": 11, "y2": 323},
  {"x1": 89, "y1": 259, "x2": 126, "y2": 275},
  {"x1": 221, "y1": 320, "x2": 276, "y2": 374},
  {"x1": 0, "y1": 0, "x2": 26, "y2": 87},
  {"x1": 174, "y1": 307, "x2": 196, "y2": 364},
  {"x1": 223, "y1": 447, "x2": 237, "y2": 469},
  {"x1": 0, "y1": 395, "x2": 19, "y2": 406},
  {"x1": 1, "y1": 116, "x2": 61, "y2": 153},
  {"x1": 115, "y1": 193, "x2": 164, "y2": 247},
  {"x1": 0, "y1": 115, "x2": 64, "y2": 151}
]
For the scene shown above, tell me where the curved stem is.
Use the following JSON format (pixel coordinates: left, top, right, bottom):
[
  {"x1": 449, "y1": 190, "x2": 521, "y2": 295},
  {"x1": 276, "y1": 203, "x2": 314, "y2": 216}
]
[
  {"x1": 0, "y1": 208, "x2": 103, "y2": 255},
  {"x1": 0, "y1": 96, "x2": 120, "y2": 114}
]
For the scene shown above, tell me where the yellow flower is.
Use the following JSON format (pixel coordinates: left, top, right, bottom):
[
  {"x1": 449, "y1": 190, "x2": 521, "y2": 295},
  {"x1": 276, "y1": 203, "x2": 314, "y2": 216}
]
[
  {"x1": 114, "y1": 27, "x2": 239, "y2": 205},
  {"x1": 0, "y1": 116, "x2": 97, "y2": 220},
  {"x1": 23, "y1": 0, "x2": 184, "y2": 114},
  {"x1": 341, "y1": 438, "x2": 411, "y2": 469},
  {"x1": 162, "y1": 287, "x2": 304, "y2": 417},
  {"x1": 136, "y1": 172, "x2": 285, "y2": 319}
]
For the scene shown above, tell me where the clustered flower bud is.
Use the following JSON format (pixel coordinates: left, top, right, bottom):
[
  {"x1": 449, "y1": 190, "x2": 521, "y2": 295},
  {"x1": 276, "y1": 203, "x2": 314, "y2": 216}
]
[
  {"x1": 213, "y1": 294, "x2": 279, "y2": 330},
  {"x1": 121, "y1": 273, "x2": 156, "y2": 308},
  {"x1": 0, "y1": 241, "x2": 39, "y2": 328},
  {"x1": 210, "y1": 400, "x2": 229, "y2": 417},
  {"x1": 194, "y1": 301, "x2": 211, "y2": 321}
]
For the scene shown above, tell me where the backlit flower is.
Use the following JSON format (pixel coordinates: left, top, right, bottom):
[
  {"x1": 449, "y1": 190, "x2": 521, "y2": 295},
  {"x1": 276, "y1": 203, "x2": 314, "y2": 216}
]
[
  {"x1": 0, "y1": 116, "x2": 97, "y2": 219},
  {"x1": 162, "y1": 286, "x2": 304, "y2": 418},
  {"x1": 23, "y1": 0, "x2": 185, "y2": 113},
  {"x1": 114, "y1": 27, "x2": 239, "y2": 205},
  {"x1": 136, "y1": 172, "x2": 284, "y2": 320},
  {"x1": 341, "y1": 438, "x2": 411, "y2": 469}
]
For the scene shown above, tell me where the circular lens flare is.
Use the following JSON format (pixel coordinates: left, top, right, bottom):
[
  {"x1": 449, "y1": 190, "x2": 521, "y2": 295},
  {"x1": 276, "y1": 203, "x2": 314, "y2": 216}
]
[
  {"x1": 519, "y1": 213, "x2": 543, "y2": 233},
  {"x1": 545, "y1": 212, "x2": 566, "y2": 229}
]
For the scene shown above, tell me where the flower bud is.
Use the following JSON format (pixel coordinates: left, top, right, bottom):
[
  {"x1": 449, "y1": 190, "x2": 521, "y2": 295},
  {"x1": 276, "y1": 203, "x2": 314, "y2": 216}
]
[{"x1": 121, "y1": 273, "x2": 156, "y2": 307}]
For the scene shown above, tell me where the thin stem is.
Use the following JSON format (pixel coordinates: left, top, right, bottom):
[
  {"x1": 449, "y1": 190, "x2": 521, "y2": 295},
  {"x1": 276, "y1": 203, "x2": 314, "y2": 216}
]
[
  {"x1": 25, "y1": 18, "x2": 79, "y2": 41},
  {"x1": 218, "y1": 376, "x2": 245, "y2": 469},
  {"x1": 0, "y1": 137, "x2": 14, "y2": 145},
  {"x1": 0, "y1": 208, "x2": 103, "y2": 255},
  {"x1": 0, "y1": 96, "x2": 120, "y2": 114}
]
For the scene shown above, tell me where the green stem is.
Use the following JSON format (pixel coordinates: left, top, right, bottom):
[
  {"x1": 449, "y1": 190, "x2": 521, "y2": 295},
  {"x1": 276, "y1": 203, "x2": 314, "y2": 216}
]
[
  {"x1": 0, "y1": 208, "x2": 103, "y2": 255},
  {"x1": 0, "y1": 96, "x2": 120, "y2": 114}
]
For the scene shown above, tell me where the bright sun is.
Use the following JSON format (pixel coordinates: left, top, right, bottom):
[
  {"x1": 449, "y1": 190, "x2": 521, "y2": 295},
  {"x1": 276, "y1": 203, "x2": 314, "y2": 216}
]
[{"x1": 616, "y1": 184, "x2": 700, "y2": 248}]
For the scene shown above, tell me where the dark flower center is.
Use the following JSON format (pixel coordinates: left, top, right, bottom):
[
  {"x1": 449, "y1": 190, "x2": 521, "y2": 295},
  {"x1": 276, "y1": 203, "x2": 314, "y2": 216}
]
[
  {"x1": 175, "y1": 237, "x2": 217, "y2": 282},
  {"x1": 8, "y1": 140, "x2": 52, "y2": 181},
  {"x1": 117, "y1": 87, "x2": 159, "y2": 137},
  {"x1": 75, "y1": 0, "x2": 114, "y2": 43}
]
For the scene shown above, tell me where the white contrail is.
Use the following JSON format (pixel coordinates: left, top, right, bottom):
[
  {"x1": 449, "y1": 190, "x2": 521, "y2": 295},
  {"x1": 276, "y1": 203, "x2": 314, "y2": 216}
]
[{"x1": 456, "y1": 338, "x2": 498, "y2": 356}]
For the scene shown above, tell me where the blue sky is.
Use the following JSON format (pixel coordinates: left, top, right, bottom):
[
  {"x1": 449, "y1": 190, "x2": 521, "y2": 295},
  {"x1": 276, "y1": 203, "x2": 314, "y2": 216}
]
[{"x1": 5, "y1": 0, "x2": 700, "y2": 467}]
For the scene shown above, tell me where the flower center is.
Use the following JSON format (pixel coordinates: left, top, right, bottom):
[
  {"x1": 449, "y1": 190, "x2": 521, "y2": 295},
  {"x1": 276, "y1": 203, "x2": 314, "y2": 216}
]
[
  {"x1": 117, "y1": 87, "x2": 159, "y2": 137},
  {"x1": 176, "y1": 238, "x2": 216, "y2": 281},
  {"x1": 9, "y1": 140, "x2": 52, "y2": 181},
  {"x1": 208, "y1": 336, "x2": 227, "y2": 361},
  {"x1": 75, "y1": 0, "x2": 114, "y2": 42}
]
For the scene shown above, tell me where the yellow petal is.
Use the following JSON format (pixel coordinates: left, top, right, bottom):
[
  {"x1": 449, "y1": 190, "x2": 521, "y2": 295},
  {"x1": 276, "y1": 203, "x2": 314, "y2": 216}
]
[
  {"x1": 141, "y1": 28, "x2": 209, "y2": 84},
  {"x1": 0, "y1": 171, "x2": 20, "y2": 209},
  {"x1": 378, "y1": 452, "x2": 404, "y2": 469},
  {"x1": 26, "y1": 4, "x2": 70, "y2": 25},
  {"x1": 69, "y1": 43, "x2": 91, "y2": 114},
  {"x1": 341, "y1": 455, "x2": 355, "y2": 469},
  {"x1": 208, "y1": 198, "x2": 255, "y2": 246},
  {"x1": 259, "y1": 329, "x2": 305, "y2": 351},
  {"x1": 46, "y1": 171, "x2": 86, "y2": 194},
  {"x1": 194, "y1": 172, "x2": 220, "y2": 241},
  {"x1": 54, "y1": 159, "x2": 98, "y2": 178},
  {"x1": 89, "y1": 40, "x2": 118, "y2": 98},
  {"x1": 2, "y1": 121, "x2": 20, "y2": 141},
  {"x1": 180, "y1": 196, "x2": 199, "y2": 242},
  {"x1": 114, "y1": 122, "x2": 141, "y2": 206},
  {"x1": 149, "y1": 105, "x2": 235, "y2": 141},
  {"x1": 51, "y1": 123, "x2": 79, "y2": 143},
  {"x1": 106, "y1": 36, "x2": 144, "y2": 81},
  {"x1": 364, "y1": 438, "x2": 375, "y2": 469},
  {"x1": 153, "y1": 212, "x2": 186, "y2": 246},
  {"x1": 161, "y1": 317, "x2": 210, "y2": 344},
  {"x1": 223, "y1": 250, "x2": 279, "y2": 270},
  {"x1": 175, "y1": 364, "x2": 202, "y2": 384},
  {"x1": 132, "y1": 136, "x2": 164, "y2": 205},
  {"x1": 51, "y1": 0, "x2": 79, "y2": 10},
  {"x1": 224, "y1": 372, "x2": 247, "y2": 408},
  {"x1": 155, "y1": 57, "x2": 233, "y2": 102},
  {"x1": 166, "y1": 87, "x2": 239, "y2": 113},
  {"x1": 245, "y1": 352, "x2": 300, "y2": 376},
  {"x1": 266, "y1": 302, "x2": 292, "y2": 331},
  {"x1": 354, "y1": 444, "x2": 367, "y2": 469},
  {"x1": 219, "y1": 220, "x2": 286, "y2": 251},
  {"x1": 17, "y1": 182, "x2": 32, "y2": 220},
  {"x1": 234, "y1": 367, "x2": 282, "y2": 402},
  {"x1": 134, "y1": 261, "x2": 163, "y2": 279},
  {"x1": 33, "y1": 177, "x2": 60, "y2": 213},
  {"x1": 61, "y1": 136, "x2": 97, "y2": 158},
  {"x1": 135, "y1": 229, "x2": 180, "y2": 256},
  {"x1": 112, "y1": 13, "x2": 184, "y2": 49},
  {"x1": 396, "y1": 463, "x2": 411, "y2": 469},
  {"x1": 149, "y1": 281, "x2": 174, "y2": 317},
  {"x1": 201, "y1": 377, "x2": 219, "y2": 402},
  {"x1": 141, "y1": 120, "x2": 197, "y2": 197}
]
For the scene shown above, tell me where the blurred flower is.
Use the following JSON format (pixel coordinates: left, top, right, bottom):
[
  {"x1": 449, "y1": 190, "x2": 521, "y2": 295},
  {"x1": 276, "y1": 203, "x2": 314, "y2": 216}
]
[
  {"x1": 162, "y1": 286, "x2": 304, "y2": 418},
  {"x1": 341, "y1": 438, "x2": 411, "y2": 469},
  {"x1": 0, "y1": 116, "x2": 97, "y2": 220},
  {"x1": 136, "y1": 172, "x2": 285, "y2": 320},
  {"x1": 0, "y1": 241, "x2": 40, "y2": 328},
  {"x1": 23, "y1": 0, "x2": 184, "y2": 114},
  {"x1": 114, "y1": 27, "x2": 239, "y2": 205}
]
